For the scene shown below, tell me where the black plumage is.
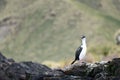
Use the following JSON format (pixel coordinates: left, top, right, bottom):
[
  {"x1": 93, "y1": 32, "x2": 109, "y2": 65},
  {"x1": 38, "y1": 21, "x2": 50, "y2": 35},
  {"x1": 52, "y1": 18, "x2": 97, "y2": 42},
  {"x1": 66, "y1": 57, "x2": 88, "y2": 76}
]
[
  {"x1": 71, "y1": 35, "x2": 86, "y2": 64},
  {"x1": 71, "y1": 46, "x2": 83, "y2": 64}
]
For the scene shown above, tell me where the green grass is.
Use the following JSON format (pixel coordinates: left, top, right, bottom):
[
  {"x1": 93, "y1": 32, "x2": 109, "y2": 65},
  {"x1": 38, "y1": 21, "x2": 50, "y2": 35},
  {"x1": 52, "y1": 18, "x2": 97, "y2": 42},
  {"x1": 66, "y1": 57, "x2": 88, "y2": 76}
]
[{"x1": 0, "y1": 0, "x2": 120, "y2": 64}]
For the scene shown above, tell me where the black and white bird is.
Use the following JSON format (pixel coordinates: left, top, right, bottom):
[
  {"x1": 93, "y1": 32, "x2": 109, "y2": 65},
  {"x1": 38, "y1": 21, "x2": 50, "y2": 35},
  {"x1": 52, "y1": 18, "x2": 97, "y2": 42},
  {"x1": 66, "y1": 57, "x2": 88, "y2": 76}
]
[{"x1": 71, "y1": 35, "x2": 87, "y2": 64}]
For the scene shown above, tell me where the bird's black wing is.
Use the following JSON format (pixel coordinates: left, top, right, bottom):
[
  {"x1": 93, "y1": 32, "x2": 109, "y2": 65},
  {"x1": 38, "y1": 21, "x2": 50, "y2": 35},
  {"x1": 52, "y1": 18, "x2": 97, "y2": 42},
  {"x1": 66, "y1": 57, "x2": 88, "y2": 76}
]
[
  {"x1": 71, "y1": 46, "x2": 83, "y2": 64},
  {"x1": 75, "y1": 46, "x2": 83, "y2": 60}
]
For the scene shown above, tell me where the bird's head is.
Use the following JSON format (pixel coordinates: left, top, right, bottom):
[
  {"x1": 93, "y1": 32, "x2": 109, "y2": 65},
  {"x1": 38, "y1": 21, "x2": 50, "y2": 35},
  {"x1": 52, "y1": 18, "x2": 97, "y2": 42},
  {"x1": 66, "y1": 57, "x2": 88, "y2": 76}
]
[
  {"x1": 81, "y1": 35, "x2": 86, "y2": 44},
  {"x1": 81, "y1": 35, "x2": 86, "y2": 39}
]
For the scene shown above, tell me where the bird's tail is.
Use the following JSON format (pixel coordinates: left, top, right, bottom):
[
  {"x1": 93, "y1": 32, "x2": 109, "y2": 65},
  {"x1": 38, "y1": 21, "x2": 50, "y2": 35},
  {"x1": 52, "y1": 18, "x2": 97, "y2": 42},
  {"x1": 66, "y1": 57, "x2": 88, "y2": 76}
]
[{"x1": 71, "y1": 60, "x2": 76, "y2": 64}]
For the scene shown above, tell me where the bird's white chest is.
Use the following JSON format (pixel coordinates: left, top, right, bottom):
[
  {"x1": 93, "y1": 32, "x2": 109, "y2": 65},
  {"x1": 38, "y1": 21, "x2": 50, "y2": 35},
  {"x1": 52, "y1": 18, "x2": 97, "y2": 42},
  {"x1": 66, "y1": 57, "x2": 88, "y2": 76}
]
[{"x1": 79, "y1": 45, "x2": 87, "y2": 60}]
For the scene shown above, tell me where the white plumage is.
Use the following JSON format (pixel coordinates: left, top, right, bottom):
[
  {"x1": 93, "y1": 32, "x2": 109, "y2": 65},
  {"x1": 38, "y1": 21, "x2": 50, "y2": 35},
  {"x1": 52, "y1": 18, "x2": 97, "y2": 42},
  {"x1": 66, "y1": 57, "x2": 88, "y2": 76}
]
[
  {"x1": 79, "y1": 37, "x2": 87, "y2": 60},
  {"x1": 71, "y1": 36, "x2": 87, "y2": 64}
]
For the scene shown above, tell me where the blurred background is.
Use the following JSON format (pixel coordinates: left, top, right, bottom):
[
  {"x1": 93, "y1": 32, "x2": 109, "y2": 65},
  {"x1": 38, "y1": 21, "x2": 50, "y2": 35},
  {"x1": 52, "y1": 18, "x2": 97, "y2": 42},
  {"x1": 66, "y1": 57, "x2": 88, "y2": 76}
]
[{"x1": 0, "y1": 0, "x2": 120, "y2": 68}]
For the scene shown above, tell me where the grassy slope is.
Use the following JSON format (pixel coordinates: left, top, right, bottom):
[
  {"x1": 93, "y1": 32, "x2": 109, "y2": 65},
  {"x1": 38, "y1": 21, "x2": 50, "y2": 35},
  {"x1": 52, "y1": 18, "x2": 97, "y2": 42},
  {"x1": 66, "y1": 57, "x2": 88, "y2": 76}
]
[{"x1": 0, "y1": 0, "x2": 120, "y2": 63}]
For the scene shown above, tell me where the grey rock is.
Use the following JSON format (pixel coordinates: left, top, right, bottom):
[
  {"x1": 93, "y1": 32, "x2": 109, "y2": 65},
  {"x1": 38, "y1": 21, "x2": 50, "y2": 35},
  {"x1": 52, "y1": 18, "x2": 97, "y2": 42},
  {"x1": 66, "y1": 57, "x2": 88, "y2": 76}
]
[{"x1": 0, "y1": 52, "x2": 120, "y2": 80}]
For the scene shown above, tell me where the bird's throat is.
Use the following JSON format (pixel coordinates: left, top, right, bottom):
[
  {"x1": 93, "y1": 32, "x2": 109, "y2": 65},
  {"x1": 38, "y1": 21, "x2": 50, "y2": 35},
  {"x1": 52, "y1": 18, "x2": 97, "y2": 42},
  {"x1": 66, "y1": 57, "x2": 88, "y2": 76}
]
[{"x1": 82, "y1": 39, "x2": 86, "y2": 46}]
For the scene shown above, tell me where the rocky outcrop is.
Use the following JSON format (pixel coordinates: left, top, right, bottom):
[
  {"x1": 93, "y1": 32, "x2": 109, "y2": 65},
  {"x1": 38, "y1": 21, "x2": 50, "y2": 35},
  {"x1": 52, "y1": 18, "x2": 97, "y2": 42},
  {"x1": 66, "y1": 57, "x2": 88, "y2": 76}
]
[
  {"x1": 0, "y1": 52, "x2": 120, "y2": 80},
  {"x1": 0, "y1": 52, "x2": 64, "y2": 80}
]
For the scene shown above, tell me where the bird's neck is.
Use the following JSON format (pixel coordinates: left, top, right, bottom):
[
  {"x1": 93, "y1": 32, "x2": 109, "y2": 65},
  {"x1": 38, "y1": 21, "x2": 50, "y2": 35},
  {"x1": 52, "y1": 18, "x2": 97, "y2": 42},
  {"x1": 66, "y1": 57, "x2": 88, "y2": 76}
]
[{"x1": 82, "y1": 38, "x2": 86, "y2": 46}]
